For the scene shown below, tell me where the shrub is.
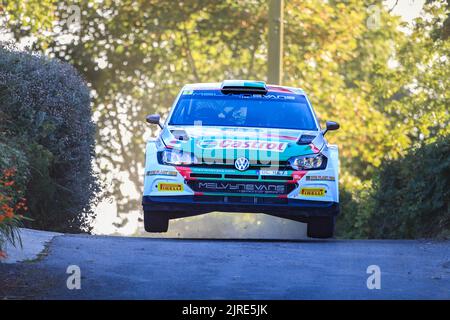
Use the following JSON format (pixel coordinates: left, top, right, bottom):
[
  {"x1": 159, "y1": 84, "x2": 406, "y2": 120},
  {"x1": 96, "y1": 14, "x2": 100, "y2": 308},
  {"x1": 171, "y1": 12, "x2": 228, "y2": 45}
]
[
  {"x1": 337, "y1": 137, "x2": 450, "y2": 239},
  {"x1": 0, "y1": 43, "x2": 99, "y2": 233},
  {"x1": 367, "y1": 137, "x2": 450, "y2": 239},
  {"x1": 336, "y1": 181, "x2": 375, "y2": 239},
  {"x1": 337, "y1": 136, "x2": 450, "y2": 239}
]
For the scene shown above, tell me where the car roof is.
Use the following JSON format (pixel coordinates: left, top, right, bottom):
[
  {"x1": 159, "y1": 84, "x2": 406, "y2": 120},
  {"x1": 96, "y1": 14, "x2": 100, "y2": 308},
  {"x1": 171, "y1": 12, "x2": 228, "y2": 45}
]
[{"x1": 182, "y1": 81, "x2": 305, "y2": 95}]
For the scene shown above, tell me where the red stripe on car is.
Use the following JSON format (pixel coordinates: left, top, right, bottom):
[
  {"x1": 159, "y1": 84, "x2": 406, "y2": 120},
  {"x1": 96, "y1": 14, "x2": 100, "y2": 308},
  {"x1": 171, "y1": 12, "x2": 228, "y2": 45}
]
[
  {"x1": 309, "y1": 143, "x2": 320, "y2": 153},
  {"x1": 175, "y1": 166, "x2": 194, "y2": 179},
  {"x1": 292, "y1": 171, "x2": 306, "y2": 181}
]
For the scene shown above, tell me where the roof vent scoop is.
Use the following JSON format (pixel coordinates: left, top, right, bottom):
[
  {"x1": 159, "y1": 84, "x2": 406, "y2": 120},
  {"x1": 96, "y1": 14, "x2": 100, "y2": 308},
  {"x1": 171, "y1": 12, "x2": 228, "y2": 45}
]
[
  {"x1": 170, "y1": 129, "x2": 189, "y2": 141},
  {"x1": 297, "y1": 134, "x2": 316, "y2": 145},
  {"x1": 220, "y1": 80, "x2": 268, "y2": 95}
]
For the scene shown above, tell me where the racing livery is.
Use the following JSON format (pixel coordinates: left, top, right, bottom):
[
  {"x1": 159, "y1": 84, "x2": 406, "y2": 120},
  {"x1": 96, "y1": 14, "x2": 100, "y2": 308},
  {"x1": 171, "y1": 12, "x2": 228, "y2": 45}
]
[{"x1": 143, "y1": 80, "x2": 340, "y2": 238}]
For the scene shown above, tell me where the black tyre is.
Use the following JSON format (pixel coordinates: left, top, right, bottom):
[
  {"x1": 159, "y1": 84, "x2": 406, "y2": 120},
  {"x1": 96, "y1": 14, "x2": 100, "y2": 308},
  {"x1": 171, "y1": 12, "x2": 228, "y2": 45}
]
[
  {"x1": 144, "y1": 211, "x2": 169, "y2": 232},
  {"x1": 307, "y1": 216, "x2": 335, "y2": 238}
]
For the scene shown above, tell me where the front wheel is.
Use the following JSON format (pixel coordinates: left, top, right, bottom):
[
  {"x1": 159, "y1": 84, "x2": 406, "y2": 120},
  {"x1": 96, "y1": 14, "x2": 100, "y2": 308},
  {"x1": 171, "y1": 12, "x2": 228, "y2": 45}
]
[
  {"x1": 307, "y1": 216, "x2": 335, "y2": 239},
  {"x1": 144, "y1": 211, "x2": 169, "y2": 233}
]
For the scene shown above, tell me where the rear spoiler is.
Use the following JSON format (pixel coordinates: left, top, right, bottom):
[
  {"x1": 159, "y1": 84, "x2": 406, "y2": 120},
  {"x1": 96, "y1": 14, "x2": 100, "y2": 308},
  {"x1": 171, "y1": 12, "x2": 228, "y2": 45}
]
[{"x1": 220, "y1": 80, "x2": 268, "y2": 95}]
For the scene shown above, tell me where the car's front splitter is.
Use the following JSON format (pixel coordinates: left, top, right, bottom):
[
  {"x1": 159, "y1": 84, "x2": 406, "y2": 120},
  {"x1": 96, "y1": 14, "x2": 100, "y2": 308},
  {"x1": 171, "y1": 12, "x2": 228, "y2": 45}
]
[{"x1": 142, "y1": 195, "x2": 339, "y2": 220}]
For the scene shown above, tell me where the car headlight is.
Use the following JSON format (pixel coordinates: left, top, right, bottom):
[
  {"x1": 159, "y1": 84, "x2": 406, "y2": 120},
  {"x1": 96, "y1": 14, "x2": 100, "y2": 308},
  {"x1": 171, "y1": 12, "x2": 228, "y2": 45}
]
[
  {"x1": 161, "y1": 149, "x2": 199, "y2": 166},
  {"x1": 288, "y1": 154, "x2": 326, "y2": 170}
]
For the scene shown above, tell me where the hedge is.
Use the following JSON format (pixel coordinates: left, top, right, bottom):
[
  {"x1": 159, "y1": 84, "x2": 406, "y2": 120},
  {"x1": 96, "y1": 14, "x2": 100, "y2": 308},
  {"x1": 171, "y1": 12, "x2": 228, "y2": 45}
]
[
  {"x1": 0, "y1": 43, "x2": 99, "y2": 233},
  {"x1": 337, "y1": 136, "x2": 450, "y2": 239},
  {"x1": 368, "y1": 137, "x2": 450, "y2": 238}
]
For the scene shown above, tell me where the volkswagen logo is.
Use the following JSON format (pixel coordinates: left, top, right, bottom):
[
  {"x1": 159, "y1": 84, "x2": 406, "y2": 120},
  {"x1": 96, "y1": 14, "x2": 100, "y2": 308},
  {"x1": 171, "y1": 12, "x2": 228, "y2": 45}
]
[{"x1": 234, "y1": 157, "x2": 250, "y2": 171}]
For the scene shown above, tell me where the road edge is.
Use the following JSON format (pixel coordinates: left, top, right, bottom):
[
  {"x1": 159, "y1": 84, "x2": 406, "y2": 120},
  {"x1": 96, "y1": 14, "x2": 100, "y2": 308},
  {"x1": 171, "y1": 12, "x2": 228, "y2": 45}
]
[{"x1": 1, "y1": 228, "x2": 62, "y2": 264}]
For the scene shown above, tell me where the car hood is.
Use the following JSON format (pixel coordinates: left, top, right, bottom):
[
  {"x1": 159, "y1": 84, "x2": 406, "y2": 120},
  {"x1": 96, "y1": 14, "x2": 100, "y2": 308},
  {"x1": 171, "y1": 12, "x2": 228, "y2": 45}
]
[{"x1": 160, "y1": 125, "x2": 325, "y2": 163}]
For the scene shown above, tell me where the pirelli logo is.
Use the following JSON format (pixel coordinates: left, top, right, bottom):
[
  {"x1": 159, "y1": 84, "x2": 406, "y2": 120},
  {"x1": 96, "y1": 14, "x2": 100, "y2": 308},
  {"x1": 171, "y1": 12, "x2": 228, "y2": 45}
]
[
  {"x1": 158, "y1": 183, "x2": 184, "y2": 192},
  {"x1": 300, "y1": 187, "x2": 326, "y2": 197}
]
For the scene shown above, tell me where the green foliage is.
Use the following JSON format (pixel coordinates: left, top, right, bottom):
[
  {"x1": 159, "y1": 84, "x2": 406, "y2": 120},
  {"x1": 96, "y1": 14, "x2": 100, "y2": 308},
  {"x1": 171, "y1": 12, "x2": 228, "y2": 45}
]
[
  {"x1": 0, "y1": 143, "x2": 29, "y2": 191},
  {"x1": 0, "y1": 44, "x2": 99, "y2": 232},
  {"x1": 369, "y1": 137, "x2": 450, "y2": 239},
  {"x1": 337, "y1": 137, "x2": 450, "y2": 239},
  {"x1": 0, "y1": 143, "x2": 29, "y2": 253},
  {"x1": 336, "y1": 181, "x2": 375, "y2": 239}
]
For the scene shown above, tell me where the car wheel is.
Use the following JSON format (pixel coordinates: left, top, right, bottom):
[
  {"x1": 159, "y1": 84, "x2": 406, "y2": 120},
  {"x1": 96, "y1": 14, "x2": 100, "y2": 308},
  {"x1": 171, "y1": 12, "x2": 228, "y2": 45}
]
[
  {"x1": 307, "y1": 216, "x2": 335, "y2": 239},
  {"x1": 144, "y1": 211, "x2": 169, "y2": 233}
]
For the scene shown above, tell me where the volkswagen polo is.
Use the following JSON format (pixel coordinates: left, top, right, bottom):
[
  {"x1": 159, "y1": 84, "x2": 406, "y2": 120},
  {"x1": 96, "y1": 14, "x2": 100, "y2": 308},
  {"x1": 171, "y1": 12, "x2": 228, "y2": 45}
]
[{"x1": 143, "y1": 80, "x2": 340, "y2": 238}]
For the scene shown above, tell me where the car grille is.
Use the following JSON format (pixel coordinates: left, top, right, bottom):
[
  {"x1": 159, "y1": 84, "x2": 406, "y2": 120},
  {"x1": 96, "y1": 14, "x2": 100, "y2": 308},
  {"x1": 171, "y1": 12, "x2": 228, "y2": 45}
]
[
  {"x1": 185, "y1": 172, "x2": 296, "y2": 182},
  {"x1": 187, "y1": 180, "x2": 296, "y2": 195},
  {"x1": 188, "y1": 159, "x2": 291, "y2": 171}
]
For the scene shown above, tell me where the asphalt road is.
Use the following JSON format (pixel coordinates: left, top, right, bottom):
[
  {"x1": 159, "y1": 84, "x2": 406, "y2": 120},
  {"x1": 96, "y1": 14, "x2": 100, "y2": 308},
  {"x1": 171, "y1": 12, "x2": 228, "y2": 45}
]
[{"x1": 1, "y1": 234, "x2": 450, "y2": 299}]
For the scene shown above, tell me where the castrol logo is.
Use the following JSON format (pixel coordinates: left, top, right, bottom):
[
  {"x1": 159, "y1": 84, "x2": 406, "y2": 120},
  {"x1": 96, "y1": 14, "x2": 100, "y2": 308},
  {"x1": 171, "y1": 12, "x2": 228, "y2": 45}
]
[{"x1": 197, "y1": 139, "x2": 288, "y2": 152}]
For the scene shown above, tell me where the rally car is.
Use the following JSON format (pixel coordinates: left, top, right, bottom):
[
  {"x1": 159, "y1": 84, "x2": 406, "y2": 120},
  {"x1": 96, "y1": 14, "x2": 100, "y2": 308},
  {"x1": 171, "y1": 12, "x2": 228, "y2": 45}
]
[{"x1": 142, "y1": 80, "x2": 340, "y2": 238}]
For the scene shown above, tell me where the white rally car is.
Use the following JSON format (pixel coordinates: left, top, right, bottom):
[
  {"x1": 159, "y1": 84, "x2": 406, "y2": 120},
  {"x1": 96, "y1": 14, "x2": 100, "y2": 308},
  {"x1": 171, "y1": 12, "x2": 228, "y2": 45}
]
[{"x1": 143, "y1": 80, "x2": 340, "y2": 238}]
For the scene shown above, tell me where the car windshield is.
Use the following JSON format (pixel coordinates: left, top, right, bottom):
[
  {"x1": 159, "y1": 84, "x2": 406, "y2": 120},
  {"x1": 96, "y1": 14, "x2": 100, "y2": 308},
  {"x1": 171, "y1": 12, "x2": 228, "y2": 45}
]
[{"x1": 169, "y1": 90, "x2": 318, "y2": 130}]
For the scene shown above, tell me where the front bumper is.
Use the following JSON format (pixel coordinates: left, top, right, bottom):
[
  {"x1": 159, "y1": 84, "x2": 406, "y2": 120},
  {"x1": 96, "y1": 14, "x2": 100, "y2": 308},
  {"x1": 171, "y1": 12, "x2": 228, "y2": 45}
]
[{"x1": 142, "y1": 195, "x2": 339, "y2": 220}]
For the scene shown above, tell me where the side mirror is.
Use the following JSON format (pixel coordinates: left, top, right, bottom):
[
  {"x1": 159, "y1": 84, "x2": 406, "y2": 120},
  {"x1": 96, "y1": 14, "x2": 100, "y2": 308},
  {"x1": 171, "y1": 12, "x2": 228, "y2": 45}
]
[
  {"x1": 323, "y1": 121, "x2": 339, "y2": 135},
  {"x1": 146, "y1": 114, "x2": 162, "y2": 128}
]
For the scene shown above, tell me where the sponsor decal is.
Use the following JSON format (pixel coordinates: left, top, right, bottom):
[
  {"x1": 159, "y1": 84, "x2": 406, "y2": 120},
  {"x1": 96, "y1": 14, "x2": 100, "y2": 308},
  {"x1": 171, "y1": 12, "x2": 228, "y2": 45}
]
[
  {"x1": 147, "y1": 170, "x2": 178, "y2": 176},
  {"x1": 184, "y1": 90, "x2": 295, "y2": 100},
  {"x1": 263, "y1": 94, "x2": 295, "y2": 100},
  {"x1": 300, "y1": 187, "x2": 326, "y2": 197},
  {"x1": 193, "y1": 181, "x2": 290, "y2": 195},
  {"x1": 157, "y1": 182, "x2": 184, "y2": 192},
  {"x1": 258, "y1": 170, "x2": 289, "y2": 176},
  {"x1": 197, "y1": 139, "x2": 288, "y2": 152},
  {"x1": 305, "y1": 175, "x2": 335, "y2": 181}
]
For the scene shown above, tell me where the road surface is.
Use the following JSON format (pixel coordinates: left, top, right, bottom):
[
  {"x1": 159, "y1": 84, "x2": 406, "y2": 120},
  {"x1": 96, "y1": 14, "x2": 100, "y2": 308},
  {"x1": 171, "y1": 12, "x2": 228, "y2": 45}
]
[{"x1": 1, "y1": 233, "x2": 449, "y2": 299}]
